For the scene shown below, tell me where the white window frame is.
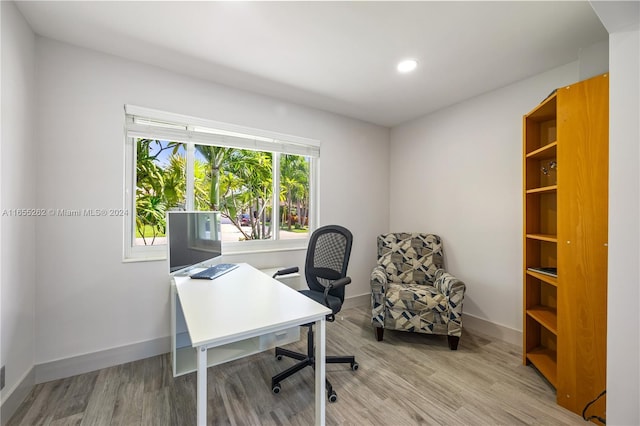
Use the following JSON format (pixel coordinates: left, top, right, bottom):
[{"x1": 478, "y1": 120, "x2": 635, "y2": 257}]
[{"x1": 123, "y1": 105, "x2": 320, "y2": 262}]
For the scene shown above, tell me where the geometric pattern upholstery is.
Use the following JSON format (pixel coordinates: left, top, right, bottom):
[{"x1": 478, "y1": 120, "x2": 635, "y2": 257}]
[
  {"x1": 371, "y1": 233, "x2": 466, "y2": 343},
  {"x1": 377, "y1": 233, "x2": 443, "y2": 285}
]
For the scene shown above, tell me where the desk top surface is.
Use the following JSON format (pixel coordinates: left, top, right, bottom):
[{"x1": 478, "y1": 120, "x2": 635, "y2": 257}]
[{"x1": 174, "y1": 263, "x2": 331, "y2": 347}]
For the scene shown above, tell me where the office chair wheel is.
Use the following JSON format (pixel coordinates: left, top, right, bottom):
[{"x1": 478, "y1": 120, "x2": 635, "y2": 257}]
[
  {"x1": 276, "y1": 354, "x2": 283, "y2": 361},
  {"x1": 272, "y1": 383, "x2": 281, "y2": 394},
  {"x1": 328, "y1": 390, "x2": 337, "y2": 403},
  {"x1": 351, "y1": 362, "x2": 359, "y2": 371}
]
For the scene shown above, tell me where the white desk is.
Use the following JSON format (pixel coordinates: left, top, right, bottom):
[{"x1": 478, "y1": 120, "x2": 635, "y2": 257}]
[{"x1": 174, "y1": 263, "x2": 332, "y2": 426}]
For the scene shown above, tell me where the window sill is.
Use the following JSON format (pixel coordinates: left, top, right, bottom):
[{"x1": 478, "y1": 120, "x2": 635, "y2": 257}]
[
  {"x1": 222, "y1": 238, "x2": 308, "y2": 255},
  {"x1": 122, "y1": 255, "x2": 166, "y2": 263},
  {"x1": 123, "y1": 239, "x2": 308, "y2": 263}
]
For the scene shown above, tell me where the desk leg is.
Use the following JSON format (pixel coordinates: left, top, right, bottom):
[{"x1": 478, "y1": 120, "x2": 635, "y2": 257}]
[
  {"x1": 315, "y1": 318, "x2": 326, "y2": 425},
  {"x1": 197, "y1": 346, "x2": 207, "y2": 426}
]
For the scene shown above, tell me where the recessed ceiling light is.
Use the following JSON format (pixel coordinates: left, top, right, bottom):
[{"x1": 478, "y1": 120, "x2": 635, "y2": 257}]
[{"x1": 397, "y1": 59, "x2": 418, "y2": 73}]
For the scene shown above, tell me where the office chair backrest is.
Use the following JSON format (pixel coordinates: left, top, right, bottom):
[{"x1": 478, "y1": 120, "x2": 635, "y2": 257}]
[{"x1": 305, "y1": 225, "x2": 353, "y2": 303}]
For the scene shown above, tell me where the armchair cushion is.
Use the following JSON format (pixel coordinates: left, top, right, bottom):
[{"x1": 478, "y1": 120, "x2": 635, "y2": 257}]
[{"x1": 385, "y1": 283, "x2": 447, "y2": 313}]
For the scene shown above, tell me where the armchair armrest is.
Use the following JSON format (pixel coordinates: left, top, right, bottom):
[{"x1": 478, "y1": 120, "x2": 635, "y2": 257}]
[
  {"x1": 434, "y1": 269, "x2": 466, "y2": 334},
  {"x1": 371, "y1": 265, "x2": 388, "y2": 328},
  {"x1": 370, "y1": 265, "x2": 388, "y2": 292},
  {"x1": 433, "y1": 269, "x2": 465, "y2": 297}
]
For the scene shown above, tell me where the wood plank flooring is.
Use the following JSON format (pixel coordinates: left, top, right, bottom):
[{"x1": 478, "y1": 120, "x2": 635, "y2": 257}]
[{"x1": 7, "y1": 305, "x2": 585, "y2": 425}]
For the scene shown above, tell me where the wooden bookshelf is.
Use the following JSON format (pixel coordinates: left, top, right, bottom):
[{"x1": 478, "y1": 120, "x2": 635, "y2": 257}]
[{"x1": 522, "y1": 73, "x2": 608, "y2": 419}]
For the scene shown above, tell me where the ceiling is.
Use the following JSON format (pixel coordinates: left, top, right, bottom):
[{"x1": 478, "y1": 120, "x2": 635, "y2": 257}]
[{"x1": 15, "y1": 1, "x2": 609, "y2": 127}]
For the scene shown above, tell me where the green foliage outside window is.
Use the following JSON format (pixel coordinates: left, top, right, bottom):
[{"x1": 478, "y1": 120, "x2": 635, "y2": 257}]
[{"x1": 135, "y1": 139, "x2": 310, "y2": 244}]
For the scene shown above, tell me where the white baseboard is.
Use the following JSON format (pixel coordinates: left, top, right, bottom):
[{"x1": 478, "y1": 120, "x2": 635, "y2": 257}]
[
  {"x1": 34, "y1": 336, "x2": 170, "y2": 384},
  {"x1": 463, "y1": 313, "x2": 522, "y2": 347},
  {"x1": 1, "y1": 367, "x2": 35, "y2": 426},
  {"x1": 31, "y1": 307, "x2": 518, "y2": 386},
  {"x1": 343, "y1": 294, "x2": 522, "y2": 348},
  {"x1": 343, "y1": 293, "x2": 370, "y2": 309}
]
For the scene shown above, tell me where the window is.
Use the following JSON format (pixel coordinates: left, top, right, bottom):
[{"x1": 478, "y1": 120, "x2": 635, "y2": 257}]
[{"x1": 123, "y1": 105, "x2": 319, "y2": 261}]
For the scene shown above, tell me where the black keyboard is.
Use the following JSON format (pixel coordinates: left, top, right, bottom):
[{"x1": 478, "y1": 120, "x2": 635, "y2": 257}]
[{"x1": 190, "y1": 263, "x2": 239, "y2": 280}]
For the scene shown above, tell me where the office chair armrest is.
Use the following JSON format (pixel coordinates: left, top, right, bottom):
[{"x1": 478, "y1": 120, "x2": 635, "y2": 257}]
[
  {"x1": 323, "y1": 277, "x2": 351, "y2": 322},
  {"x1": 326, "y1": 276, "x2": 351, "y2": 292},
  {"x1": 324, "y1": 277, "x2": 351, "y2": 301},
  {"x1": 272, "y1": 266, "x2": 300, "y2": 278}
]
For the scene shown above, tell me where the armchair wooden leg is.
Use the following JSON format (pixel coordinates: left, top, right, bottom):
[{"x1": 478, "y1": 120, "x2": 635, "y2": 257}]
[
  {"x1": 375, "y1": 327, "x2": 384, "y2": 341},
  {"x1": 447, "y1": 335, "x2": 460, "y2": 350}
]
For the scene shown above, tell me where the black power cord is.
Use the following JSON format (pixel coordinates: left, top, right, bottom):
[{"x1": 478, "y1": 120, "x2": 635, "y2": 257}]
[{"x1": 582, "y1": 389, "x2": 606, "y2": 424}]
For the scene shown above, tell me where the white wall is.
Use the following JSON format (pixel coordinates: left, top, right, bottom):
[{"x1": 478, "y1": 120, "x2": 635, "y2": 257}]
[
  {"x1": 578, "y1": 40, "x2": 609, "y2": 80},
  {"x1": 606, "y1": 27, "x2": 639, "y2": 426},
  {"x1": 389, "y1": 63, "x2": 581, "y2": 334},
  {"x1": 33, "y1": 38, "x2": 389, "y2": 366},
  {"x1": 0, "y1": 0, "x2": 37, "y2": 419}
]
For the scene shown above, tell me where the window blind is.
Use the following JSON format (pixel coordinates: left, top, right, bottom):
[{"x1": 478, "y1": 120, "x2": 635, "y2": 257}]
[{"x1": 125, "y1": 105, "x2": 320, "y2": 157}]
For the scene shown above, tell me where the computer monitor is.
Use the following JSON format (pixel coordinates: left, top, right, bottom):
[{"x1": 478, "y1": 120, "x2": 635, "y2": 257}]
[{"x1": 167, "y1": 211, "x2": 222, "y2": 275}]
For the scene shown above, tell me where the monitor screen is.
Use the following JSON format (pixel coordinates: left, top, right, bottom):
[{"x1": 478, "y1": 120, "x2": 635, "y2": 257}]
[{"x1": 167, "y1": 211, "x2": 222, "y2": 275}]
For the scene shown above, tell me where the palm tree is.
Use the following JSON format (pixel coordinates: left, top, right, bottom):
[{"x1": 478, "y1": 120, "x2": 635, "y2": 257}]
[
  {"x1": 218, "y1": 169, "x2": 251, "y2": 238},
  {"x1": 135, "y1": 194, "x2": 166, "y2": 245},
  {"x1": 193, "y1": 157, "x2": 212, "y2": 211},
  {"x1": 135, "y1": 139, "x2": 173, "y2": 244},
  {"x1": 222, "y1": 149, "x2": 273, "y2": 239},
  {"x1": 280, "y1": 154, "x2": 309, "y2": 231},
  {"x1": 164, "y1": 154, "x2": 186, "y2": 209},
  {"x1": 192, "y1": 145, "x2": 273, "y2": 240},
  {"x1": 194, "y1": 145, "x2": 230, "y2": 210}
]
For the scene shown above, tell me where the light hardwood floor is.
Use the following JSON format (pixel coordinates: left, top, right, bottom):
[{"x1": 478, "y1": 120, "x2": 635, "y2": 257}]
[{"x1": 8, "y1": 305, "x2": 585, "y2": 425}]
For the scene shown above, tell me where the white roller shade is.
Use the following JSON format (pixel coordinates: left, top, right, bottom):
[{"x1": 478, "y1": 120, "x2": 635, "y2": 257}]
[{"x1": 125, "y1": 105, "x2": 320, "y2": 157}]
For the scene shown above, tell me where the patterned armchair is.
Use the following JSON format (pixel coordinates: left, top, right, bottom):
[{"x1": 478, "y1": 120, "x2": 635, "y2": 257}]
[{"x1": 371, "y1": 233, "x2": 466, "y2": 350}]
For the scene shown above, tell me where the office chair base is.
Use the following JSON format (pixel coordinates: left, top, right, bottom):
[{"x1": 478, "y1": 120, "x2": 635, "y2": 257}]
[
  {"x1": 272, "y1": 374, "x2": 338, "y2": 403},
  {"x1": 271, "y1": 326, "x2": 357, "y2": 402}
]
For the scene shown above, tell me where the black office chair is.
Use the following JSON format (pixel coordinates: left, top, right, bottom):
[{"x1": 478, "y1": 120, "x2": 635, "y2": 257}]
[{"x1": 271, "y1": 224, "x2": 358, "y2": 402}]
